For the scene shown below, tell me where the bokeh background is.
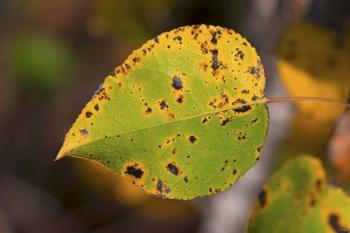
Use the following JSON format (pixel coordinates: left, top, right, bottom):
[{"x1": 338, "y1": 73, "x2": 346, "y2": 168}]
[{"x1": 0, "y1": 0, "x2": 349, "y2": 233}]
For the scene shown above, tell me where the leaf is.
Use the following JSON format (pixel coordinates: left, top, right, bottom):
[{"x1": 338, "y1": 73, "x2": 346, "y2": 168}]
[
  {"x1": 248, "y1": 155, "x2": 350, "y2": 233},
  {"x1": 276, "y1": 21, "x2": 349, "y2": 157},
  {"x1": 56, "y1": 25, "x2": 268, "y2": 200}
]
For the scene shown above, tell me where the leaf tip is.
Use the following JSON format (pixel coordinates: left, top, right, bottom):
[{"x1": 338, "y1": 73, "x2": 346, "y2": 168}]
[{"x1": 54, "y1": 149, "x2": 67, "y2": 161}]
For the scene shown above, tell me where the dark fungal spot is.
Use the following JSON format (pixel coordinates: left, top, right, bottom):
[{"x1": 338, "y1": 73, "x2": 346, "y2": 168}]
[
  {"x1": 221, "y1": 118, "x2": 230, "y2": 126},
  {"x1": 251, "y1": 118, "x2": 258, "y2": 124},
  {"x1": 210, "y1": 31, "x2": 217, "y2": 44},
  {"x1": 188, "y1": 135, "x2": 197, "y2": 143},
  {"x1": 234, "y1": 105, "x2": 252, "y2": 113},
  {"x1": 166, "y1": 163, "x2": 179, "y2": 175},
  {"x1": 132, "y1": 56, "x2": 141, "y2": 64},
  {"x1": 200, "y1": 43, "x2": 208, "y2": 54},
  {"x1": 160, "y1": 100, "x2": 169, "y2": 110},
  {"x1": 174, "y1": 35, "x2": 182, "y2": 41},
  {"x1": 153, "y1": 36, "x2": 159, "y2": 43},
  {"x1": 233, "y1": 169, "x2": 237, "y2": 175},
  {"x1": 249, "y1": 67, "x2": 260, "y2": 76},
  {"x1": 85, "y1": 111, "x2": 93, "y2": 118},
  {"x1": 184, "y1": 176, "x2": 189, "y2": 183},
  {"x1": 233, "y1": 99, "x2": 252, "y2": 113},
  {"x1": 156, "y1": 179, "x2": 170, "y2": 193},
  {"x1": 145, "y1": 107, "x2": 152, "y2": 113},
  {"x1": 172, "y1": 76, "x2": 183, "y2": 90},
  {"x1": 241, "y1": 89, "x2": 250, "y2": 94},
  {"x1": 125, "y1": 165, "x2": 143, "y2": 179},
  {"x1": 258, "y1": 189, "x2": 267, "y2": 207},
  {"x1": 329, "y1": 213, "x2": 348, "y2": 233},
  {"x1": 176, "y1": 95, "x2": 184, "y2": 103},
  {"x1": 211, "y1": 49, "x2": 220, "y2": 71},
  {"x1": 94, "y1": 104, "x2": 99, "y2": 111},
  {"x1": 80, "y1": 128, "x2": 88, "y2": 136},
  {"x1": 156, "y1": 179, "x2": 163, "y2": 192},
  {"x1": 235, "y1": 50, "x2": 244, "y2": 60},
  {"x1": 251, "y1": 95, "x2": 259, "y2": 101},
  {"x1": 309, "y1": 196, "x2": 316, "y2": 206}
]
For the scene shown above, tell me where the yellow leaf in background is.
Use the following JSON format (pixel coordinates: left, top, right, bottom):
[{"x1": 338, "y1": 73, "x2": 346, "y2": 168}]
[
  {"x1": 277, "y1": 59, "x2": 345, "y2": 122},
  {"x1": 276, "y1": 21, "x2": 349, "y2": 156}
]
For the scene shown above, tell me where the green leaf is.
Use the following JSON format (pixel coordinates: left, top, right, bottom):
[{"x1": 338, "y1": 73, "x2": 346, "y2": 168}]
[
  {"x1": 56, "y1": 25, "x2": 268, "y2": 200},
  {"x1": 248, "y1": 155, "x2": 350, "y2": 233}
]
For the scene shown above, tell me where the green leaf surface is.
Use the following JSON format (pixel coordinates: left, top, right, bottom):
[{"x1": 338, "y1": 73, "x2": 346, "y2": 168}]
[
  {"x1": 248, "y1": 156, "x2": 350, "y2": 233},
  {"x1": 57, "y1": 25, "x2": 268, "y2": 200}
]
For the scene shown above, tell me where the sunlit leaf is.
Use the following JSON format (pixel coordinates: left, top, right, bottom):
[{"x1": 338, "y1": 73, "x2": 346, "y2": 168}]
[
  {"x1": 248, "y1": 156, "x2": 350, "y2": 233},
  {"x1": 56, "y1": 25, "x2": 268, "y2": 200}
]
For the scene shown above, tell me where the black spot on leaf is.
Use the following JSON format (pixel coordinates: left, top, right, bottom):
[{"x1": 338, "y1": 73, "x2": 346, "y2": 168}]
[
  {"x1": 329, "y1": 214, "x2": 348, "y2": 233},
  {"x1": 211, "y1": 31, "x2": 217, "y2": 44},
  {"x1": 125, "y1": 165, "x2": 143, "y2": 179},
  {"x1": 167, "y1": 163, "x2": 179, "y2": 175},
  {"x1": 156, "y1": 179, "x2": 170, "y2": 193},
  {"x1": 172, "y1": 76, "x2": 183, "y2": 90},
  {"x1": 160, "y1": 100, "x2": 169, "y2": 110},
  {"x1": 211, "y1": 49, "x2": 220, "y2": 71}
]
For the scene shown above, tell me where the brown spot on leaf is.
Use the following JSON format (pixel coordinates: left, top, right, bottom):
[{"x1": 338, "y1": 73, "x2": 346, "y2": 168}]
[
  {"x1": 188, "y1": 135, "x2": 197, "y2": 143},
  {"x1": 94, "y1": 104, "x2": 99, "y2": 111},
  {"x1": 176, "y1": 95, "x2": 184, "y2": 104},
  {"x1": 251, "y1": 118, "x2": 258, "y2": 124},
  {"x1": 235, "y1": 50, "x2": 244, "y2": 60},
  {"x1": 184, "y1": 176, "x2": 189, "y2": 183},
  {"x1": 221, "y1": 118, "x2": 230, "y2": 126},
  {"x1": 145, "y1": 107, "x2": 152, "y2": 114},
  {"x1": 79, "y1": 128, "x2": 88, "y2": 136},
  {"x1": 241, "y1": 89, "x2": 250, "y2": 94},
  {"x1": 85, "y1": 111, "x2": 93, "y2": 118},
  {"x1": 160, "y1": 100, "x2": 169, "y2": 110}
]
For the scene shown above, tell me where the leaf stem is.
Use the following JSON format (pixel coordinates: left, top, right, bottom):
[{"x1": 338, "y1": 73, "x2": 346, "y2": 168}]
[{"x1": 264, "y1": 96, "x2": 350, "y2": 109}]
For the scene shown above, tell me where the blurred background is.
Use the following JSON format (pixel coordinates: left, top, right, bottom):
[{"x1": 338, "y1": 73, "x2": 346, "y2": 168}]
[{"x1": 0, "y1": 0, "x2": 349, "y2": 232}]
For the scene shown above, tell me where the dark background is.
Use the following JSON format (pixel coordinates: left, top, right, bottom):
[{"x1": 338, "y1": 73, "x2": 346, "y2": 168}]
[{"x1": 0, "y1": 0, "x2": 349, "y2": 233}]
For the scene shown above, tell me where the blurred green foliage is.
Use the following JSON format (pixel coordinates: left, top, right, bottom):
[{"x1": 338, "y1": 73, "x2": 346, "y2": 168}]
[{"x1": 7, "y1": 34, "x2": 74, "y2": 92}]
